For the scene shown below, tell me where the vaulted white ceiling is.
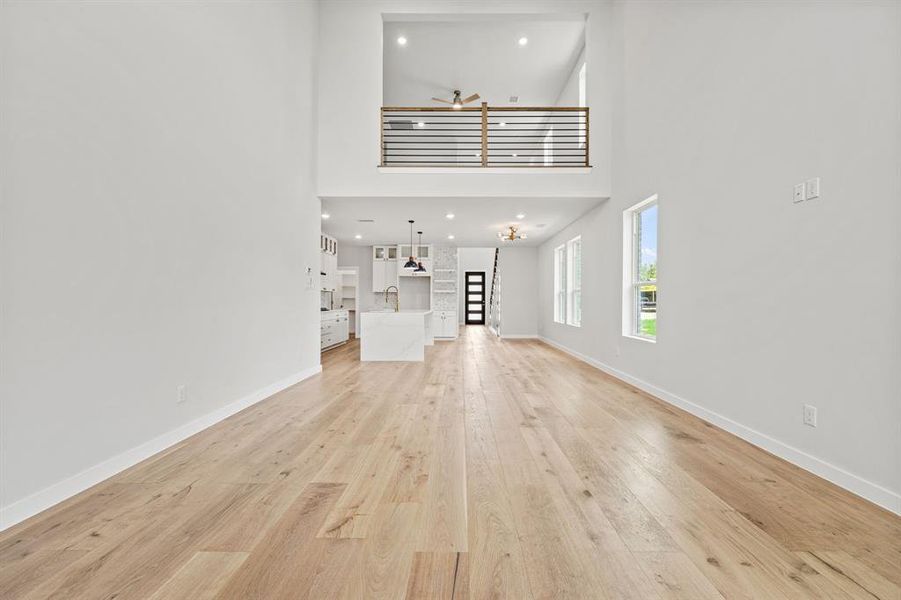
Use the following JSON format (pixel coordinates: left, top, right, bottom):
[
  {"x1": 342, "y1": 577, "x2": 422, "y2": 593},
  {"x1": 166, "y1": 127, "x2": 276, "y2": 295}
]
[
  {"x1": 383, "y1": 17, "x2": 586, "y2": 107},
  {"x1": 320, "y1": 196, "x2": 603, "y2": 248}
]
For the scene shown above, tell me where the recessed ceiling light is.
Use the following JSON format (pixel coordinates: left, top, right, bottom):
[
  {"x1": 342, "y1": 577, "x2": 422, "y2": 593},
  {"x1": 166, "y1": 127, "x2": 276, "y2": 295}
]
[
  {"x1": 445, "y1": 213, "x2": 455, "y2": 219},
  {"x1": 354, "y1": 234, "x2": 362, "y2": 239},
  {"x1": 447, "y1": 234, "x2": 455, "y2": 240},
  {"x1": 518, "y1": 37, "x2": 528, "y2": 46},
  {"x1": 499, "y1": 121, "x2": 506, "y2": 127},
  {"x1": 417, "y1": 121, "x2": 425, "y2": 128},
  {"x1": 516, "y1": 213, "x2": 525, "y2": 219},
  {"x1": 397, "y1": 36, "x2": 407, "y2": 46},
  {"x1": 321, "y1": 213, "x2": 330, "y2": 219},
  {"x1": 512, "y1": 153, "x2": 518, "y2": 157}
]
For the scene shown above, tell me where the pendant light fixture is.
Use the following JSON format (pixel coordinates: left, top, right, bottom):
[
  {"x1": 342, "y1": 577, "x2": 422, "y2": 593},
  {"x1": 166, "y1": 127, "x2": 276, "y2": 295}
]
[
  {"x1": 403, "y1": 220, "x2": 418, "y2": 270},
  {"x1": 414, "y1": 231, "x2": 427, "y2": 273}
]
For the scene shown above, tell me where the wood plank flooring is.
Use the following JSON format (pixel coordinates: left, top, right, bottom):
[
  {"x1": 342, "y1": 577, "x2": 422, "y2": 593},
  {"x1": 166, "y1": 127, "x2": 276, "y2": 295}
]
[{"x1": 1, "y1": 326, "x2": 899, "y2": 599}]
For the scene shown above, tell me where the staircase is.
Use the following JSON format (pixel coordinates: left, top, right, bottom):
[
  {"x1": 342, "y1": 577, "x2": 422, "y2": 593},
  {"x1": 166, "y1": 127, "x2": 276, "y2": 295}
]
[{"x1": 488, "y1": 248, "x2": 500, "y2": 337}]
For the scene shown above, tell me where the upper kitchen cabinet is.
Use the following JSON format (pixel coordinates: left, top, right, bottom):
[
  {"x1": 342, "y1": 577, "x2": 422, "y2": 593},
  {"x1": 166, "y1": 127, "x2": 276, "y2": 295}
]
[
  {"x1": 372, "y1": 245, "x2": 398, "y2": 292},
  {"x1": 399, "y1": 244, "x2": 431, "y2": 277},
  {"x1": 320, "y1": 233, "x2": 338, "y2": 292},
  {"x1": 373, "y1": 245, "x2": 398, "y2": 261}
]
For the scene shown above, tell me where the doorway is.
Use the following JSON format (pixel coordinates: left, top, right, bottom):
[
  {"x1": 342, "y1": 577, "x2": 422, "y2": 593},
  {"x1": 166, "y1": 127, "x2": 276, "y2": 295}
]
[{"x1": 465, "y1": 271, "x2": 486, "y2": 325}]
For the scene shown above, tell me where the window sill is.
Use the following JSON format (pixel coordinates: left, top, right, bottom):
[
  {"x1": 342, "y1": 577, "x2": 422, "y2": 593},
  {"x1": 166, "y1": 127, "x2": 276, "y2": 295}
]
[
  {"x1": 622, "y1": 334, "x2": 656, "y2": 344},
  {"x1": 378, "y1": 166, "x2": 592, "y2": 174}
]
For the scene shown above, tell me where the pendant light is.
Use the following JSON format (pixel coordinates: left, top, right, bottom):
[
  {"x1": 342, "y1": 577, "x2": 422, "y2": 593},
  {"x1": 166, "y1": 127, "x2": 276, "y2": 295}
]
[
  {"x1": 414, "y1": 231, "x2": 427, "y2": 273},
  {"x1": 402, "y1": 220, "x2": 418, "y2": 270}
]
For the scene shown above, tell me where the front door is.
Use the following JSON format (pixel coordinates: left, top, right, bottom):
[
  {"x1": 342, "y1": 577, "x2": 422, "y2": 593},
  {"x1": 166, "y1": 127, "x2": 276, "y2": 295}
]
[{"x1": 465, "y1": 271, "x2": 486, "y2": 325}]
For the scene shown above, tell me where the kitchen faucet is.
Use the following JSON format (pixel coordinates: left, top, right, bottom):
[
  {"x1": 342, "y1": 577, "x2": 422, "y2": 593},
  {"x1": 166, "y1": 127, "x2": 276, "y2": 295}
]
[{"x1": 384, "y1": 286, "x2": 399, "y2": 312}]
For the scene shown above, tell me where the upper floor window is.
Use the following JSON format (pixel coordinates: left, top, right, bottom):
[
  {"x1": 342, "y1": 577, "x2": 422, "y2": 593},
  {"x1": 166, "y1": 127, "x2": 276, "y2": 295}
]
[
  {"x1": 578, "y1": 62, "x2": 587, "y2": 148},
  {"x1": 554, "y1": 237, "x2": 582, "y2": 327},
  {"x1": 567, "y1": 236, "x2": 582, "y2": 327},
  {"x1": 623, "y1": 196, "x2": 657, "y2": 340},
  {"x1": 554, "y1": 244, "x2": 566, "y2": 324}
]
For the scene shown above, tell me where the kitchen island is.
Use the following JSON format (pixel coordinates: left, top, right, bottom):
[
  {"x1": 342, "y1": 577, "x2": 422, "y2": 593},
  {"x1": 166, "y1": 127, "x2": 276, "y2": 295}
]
[{"x1": 360, "y1": 310, "x2": 433, "y2": 361}]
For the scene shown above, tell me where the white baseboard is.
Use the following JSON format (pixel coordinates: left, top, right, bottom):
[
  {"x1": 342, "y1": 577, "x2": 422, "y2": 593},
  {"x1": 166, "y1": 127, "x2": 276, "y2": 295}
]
[
  {"x1": 537, "y1": 336, "x2": 901, "y2": 515},
  {"x1": 0, "y1": 364, "x2": 322, "y2": 532}
]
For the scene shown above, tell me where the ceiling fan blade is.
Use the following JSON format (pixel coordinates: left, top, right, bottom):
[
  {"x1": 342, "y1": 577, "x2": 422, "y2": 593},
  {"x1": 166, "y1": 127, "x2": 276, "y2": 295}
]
[
  {"x1": 431, "y1": 97, "x2": 454, "y2": 104},
  {"x1": 462, "y1": 93, "x2": 480, "y2": 104}
]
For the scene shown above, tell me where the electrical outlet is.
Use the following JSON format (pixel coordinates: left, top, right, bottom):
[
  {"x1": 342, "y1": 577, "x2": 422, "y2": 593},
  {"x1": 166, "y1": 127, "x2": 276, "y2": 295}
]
[
  {"x1": 805, "y1": 177, "x2": 820, "y2": 200},
  {"x1": 793, "y1": 183, "x2": 806, "y2": 203},
  {"x1": 803, "y1": 404, "x2": 817, "y2": 427},
  {"x1": 177, "y1": 384, "x2": 186, "y2": 404}
]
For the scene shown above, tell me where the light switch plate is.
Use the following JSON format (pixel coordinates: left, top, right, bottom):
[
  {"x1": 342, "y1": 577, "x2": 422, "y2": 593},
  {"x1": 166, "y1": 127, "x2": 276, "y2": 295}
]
[
  {"x1": 793, "y1": 183, "x2": 806, "y2": 203},
  {"x1": 805, "y1": 177, "x2": 820, "y2": 200}
]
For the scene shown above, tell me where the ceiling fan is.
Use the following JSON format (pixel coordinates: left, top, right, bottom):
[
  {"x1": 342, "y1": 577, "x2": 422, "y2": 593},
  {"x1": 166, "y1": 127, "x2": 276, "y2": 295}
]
[
  {"x1": 498, "y1": 226, "x2": 527, "y2": 242},
  {"x1": 431, "y1": 89, "x2": 480, "y2": 109}
]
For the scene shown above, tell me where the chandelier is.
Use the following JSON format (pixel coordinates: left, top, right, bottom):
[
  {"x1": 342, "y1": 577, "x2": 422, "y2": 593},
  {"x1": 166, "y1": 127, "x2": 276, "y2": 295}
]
[{"x1": 498, "y1": 225, "x2": 527, "y2": 242}]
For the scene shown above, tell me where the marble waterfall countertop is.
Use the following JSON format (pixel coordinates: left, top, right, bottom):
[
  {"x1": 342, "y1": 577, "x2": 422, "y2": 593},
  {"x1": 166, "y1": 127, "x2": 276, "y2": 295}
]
[{"x1": 359, "y1": 310, "x2": 433, "y2": 361}]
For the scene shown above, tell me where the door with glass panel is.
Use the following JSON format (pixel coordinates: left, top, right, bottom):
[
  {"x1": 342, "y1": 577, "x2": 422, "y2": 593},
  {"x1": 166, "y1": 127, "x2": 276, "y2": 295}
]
[{"x1": 465, "y1": 272, "x2": 486, "y2": 325}]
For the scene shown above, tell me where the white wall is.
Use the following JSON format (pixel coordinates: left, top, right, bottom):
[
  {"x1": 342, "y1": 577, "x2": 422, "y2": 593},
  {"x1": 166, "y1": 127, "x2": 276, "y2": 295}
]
[
  {"x1": 317, "y1": 0, "x2": 613, "y2": 198},
  {"x1": 498, "y1": 247, "x2": 539, "y2": 338},
  {"x1": 555, "y1": 45, "x2": 586, "y2": 107},
  {"x1": 539, "y1": 0, "x2": 901, "y2": 512},
  {"x1": 0, "y1": 0, "x2": 322, "y2": 527},
  {"x1": 338, "y1": 245, "x2": 389, "y2": 315}
]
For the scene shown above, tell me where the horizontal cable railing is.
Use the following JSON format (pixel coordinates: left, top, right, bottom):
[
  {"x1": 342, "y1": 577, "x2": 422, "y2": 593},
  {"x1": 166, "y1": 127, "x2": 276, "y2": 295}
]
[{"x1": 381, "y1": 103, "x2": 589, "y2": 168}]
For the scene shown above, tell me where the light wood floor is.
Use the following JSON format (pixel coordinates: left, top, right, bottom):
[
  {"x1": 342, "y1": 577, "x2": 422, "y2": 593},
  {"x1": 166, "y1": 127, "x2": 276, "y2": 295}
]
[{"x1": 1, "y1": 326, "x2": 899, "y2": 599}]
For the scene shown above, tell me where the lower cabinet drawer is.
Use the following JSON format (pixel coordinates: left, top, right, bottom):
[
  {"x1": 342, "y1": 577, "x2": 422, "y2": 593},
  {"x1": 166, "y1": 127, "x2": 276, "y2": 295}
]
[{"x1": 321, "y1": 332, "x2": 338, "y2": 349}]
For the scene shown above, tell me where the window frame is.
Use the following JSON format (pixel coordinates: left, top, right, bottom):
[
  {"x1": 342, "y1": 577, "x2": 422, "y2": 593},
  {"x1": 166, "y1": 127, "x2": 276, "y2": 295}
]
[
  {"x1": 578, "y1": 62, "x2": 587, "y2": 148},
  {"x1": 623, "y1": 195, "x2": 658, "y2": 342},
  {"x1": 566, "y1": 236, "x2": 581, "y2": 327},
  {"x1": 554, "y1": 244, "x2": 566, "y2": 324}
]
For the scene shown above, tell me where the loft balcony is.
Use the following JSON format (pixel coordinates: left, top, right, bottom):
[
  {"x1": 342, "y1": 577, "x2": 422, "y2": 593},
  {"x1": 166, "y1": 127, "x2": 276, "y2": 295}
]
[{"x1": 380, "y1": 103, "x2": 589, "y2": 169}]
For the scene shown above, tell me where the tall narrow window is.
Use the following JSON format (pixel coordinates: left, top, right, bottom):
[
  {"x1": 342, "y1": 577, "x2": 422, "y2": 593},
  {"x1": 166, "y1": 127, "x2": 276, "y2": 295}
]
[
  {"x1": 578, "y1": 62, "x2": 587, "y2": 148},
  {"x1": 578, "y1": 62, "x2": 587, "y2": 108},
  {"x1": 623, "y1": 196, "x2": 657, "y2": 340},
  {"x1": 566, "y1": 236, "x2": 581, "y2": 326},
  {"x1": 554, "y1": 244, "x2": 566, "y2": 324}
]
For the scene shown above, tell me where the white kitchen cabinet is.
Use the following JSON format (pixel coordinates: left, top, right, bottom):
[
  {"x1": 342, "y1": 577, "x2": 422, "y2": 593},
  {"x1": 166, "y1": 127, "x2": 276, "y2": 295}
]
[
  {"x1": 320, "y1": 234, "x2": 338, "y2": 292},
  {"x1": 372, "y1": 259, "x2": 384, "y2": 292},
  {"x1": 433, "y1": 310, "x2": 458, "y2": 339},
  {"x1": 398, "y1": 244, "x2": 432, "y2": 277},
  {"x1": 373, "y1": 245, "x2": 398, "y2": 261},
  {"x1": 372, "y1": 245, "x2": 398, "y2": 292},
  {"x1": 321, "y1": 309, "x2": 349, "y2": 350}
]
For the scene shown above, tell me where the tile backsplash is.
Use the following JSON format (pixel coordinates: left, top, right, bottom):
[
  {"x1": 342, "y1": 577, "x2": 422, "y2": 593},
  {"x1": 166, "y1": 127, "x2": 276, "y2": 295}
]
[{"x1": 431, "y1": 245, "x2": 458, "y2": 312}]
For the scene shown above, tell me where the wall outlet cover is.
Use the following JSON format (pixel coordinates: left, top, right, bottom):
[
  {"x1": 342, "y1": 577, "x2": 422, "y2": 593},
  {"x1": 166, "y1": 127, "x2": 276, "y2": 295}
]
[
  {"x1": 793, "y1": 183, "x2": 806, "y2": 203},
  {"x1": 803, "y1": 404, "x2": 817, "y2": 427}
]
